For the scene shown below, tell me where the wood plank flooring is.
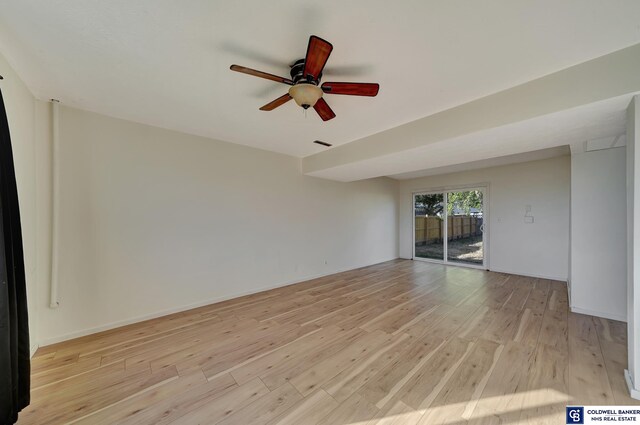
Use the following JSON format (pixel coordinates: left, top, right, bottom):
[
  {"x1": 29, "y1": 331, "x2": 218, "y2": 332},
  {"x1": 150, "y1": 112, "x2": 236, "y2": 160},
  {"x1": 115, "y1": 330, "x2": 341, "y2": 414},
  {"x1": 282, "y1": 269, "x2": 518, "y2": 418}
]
[{"x1": 20, "y1": 259, "x2": 637, "y2": 425}]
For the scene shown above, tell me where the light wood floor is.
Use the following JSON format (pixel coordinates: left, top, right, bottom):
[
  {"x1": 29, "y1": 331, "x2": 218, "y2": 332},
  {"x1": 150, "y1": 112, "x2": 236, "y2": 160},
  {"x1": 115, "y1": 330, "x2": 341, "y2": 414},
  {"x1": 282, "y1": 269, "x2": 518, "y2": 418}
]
[{"x1": 21, "y1": 260, "x2": 636, "y2": 425}]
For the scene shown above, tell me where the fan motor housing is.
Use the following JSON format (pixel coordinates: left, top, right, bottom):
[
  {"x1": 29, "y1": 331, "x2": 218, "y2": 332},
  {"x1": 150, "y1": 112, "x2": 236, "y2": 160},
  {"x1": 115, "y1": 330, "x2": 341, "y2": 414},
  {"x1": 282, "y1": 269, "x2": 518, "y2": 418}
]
[{"x1": 290, "y1": 59, "x2": 321, "y2": 85}]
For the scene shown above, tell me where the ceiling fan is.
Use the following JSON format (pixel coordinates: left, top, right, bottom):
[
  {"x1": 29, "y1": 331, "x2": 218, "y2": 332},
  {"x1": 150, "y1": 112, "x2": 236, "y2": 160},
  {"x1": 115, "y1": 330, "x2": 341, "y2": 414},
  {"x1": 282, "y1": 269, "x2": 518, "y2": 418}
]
[{"x1": 230, "y1": 35, "x2": 379, "y2": 121}]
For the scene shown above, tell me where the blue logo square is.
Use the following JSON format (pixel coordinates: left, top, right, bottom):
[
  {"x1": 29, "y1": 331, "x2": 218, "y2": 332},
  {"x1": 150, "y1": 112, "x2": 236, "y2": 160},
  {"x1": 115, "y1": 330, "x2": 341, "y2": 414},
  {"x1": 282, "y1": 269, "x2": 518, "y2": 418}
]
[{"x1": 566, "y1": 406, "x2": 584, "y2": 424}]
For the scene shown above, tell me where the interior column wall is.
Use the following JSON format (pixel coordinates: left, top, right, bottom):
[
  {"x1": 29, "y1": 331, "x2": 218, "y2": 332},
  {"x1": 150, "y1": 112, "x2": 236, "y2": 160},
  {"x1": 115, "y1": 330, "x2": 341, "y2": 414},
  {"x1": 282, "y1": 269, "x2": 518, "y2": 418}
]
[
  {"x1": 570, "y1": 146, "x2": 627, "y2": 321},
  {"x1": 627, "y1": 95, "x2": 640, "y2": 398}
]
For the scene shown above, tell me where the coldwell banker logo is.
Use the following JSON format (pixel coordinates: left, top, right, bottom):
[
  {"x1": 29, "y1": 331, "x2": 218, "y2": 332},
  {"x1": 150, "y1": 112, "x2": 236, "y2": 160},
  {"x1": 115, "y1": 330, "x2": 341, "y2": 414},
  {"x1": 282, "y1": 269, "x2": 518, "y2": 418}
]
[{"x1": 566, "y1": 406, "x2": 584, "y2": 424}]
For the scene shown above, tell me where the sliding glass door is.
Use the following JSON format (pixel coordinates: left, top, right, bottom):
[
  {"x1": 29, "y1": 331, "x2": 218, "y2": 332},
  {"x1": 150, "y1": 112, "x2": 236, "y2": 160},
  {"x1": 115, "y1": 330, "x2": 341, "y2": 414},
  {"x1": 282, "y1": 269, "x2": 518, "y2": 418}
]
[
  {"x1": 413, "y1": 188, "x2": 486, "y2": 268},
  {"x1": 446, "y1": 190, "x2": 484, "y2": 265},
  {"x1": 414, "y1": 193, "x2": 444, "y2": 261}
]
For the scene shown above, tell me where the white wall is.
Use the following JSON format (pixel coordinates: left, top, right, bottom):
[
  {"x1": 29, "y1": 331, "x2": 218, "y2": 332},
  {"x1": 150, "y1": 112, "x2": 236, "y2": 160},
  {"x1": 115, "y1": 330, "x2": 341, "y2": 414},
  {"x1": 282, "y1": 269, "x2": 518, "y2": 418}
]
[
  {"x1": 37, "y1": 106, "x2": 399, "y2": 344},
  {"x1": 398, "y1": 156, "x2": 570, "y2": 281},
  {"x1": 627, "y1": 95, "x2": 640, "y2": 398},
  {"x1": 570, "y1": 147, "x2": 627, "y2": 321},
  {"x1": 0, "y1": 53, "x2": 52, "y2": 355}
]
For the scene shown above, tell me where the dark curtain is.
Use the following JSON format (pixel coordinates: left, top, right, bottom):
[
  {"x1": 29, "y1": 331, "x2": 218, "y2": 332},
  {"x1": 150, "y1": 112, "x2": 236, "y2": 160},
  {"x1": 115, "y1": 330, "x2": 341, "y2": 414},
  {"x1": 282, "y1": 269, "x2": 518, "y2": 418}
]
[{"x1": 0, "y1": 89, "x2": 30, "y2": 424}]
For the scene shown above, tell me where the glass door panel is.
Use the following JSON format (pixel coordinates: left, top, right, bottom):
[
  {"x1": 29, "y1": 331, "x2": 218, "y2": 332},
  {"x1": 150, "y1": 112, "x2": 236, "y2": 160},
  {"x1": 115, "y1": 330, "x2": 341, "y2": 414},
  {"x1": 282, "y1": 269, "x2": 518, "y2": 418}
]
[
  {"x1": 414, "y1": 193, "x2": 445, "y2": 261},
  {"x1": 446, "y1": 190, "x2": 484, "y2": 265}
]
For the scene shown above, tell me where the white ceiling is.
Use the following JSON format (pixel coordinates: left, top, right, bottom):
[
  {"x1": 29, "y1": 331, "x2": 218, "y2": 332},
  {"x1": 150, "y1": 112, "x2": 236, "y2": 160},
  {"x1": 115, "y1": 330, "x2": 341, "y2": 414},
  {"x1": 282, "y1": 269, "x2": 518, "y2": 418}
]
[{"x1": 0, "y1": 0, "x2": 639, "y2": 158}]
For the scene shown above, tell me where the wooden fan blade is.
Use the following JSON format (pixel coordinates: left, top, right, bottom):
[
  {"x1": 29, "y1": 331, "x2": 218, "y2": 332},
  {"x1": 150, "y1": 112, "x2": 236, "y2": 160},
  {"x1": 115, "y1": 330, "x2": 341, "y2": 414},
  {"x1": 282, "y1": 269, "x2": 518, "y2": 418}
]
[
  {"x1": 230, "y1": 65, "x2": 294, "y2": 85},
  {"x1": 259, "y1": 94, "x2": 292, "y2": 111},
  {"x1": 303, "y1": 36, "x2": 333, "y2": 80},
  {"x1": 321, "y1": 82, "x2": 379, "y2": 97},
  {"x1": 313, "y1": 98, "x2": 336, "y2": 121}
]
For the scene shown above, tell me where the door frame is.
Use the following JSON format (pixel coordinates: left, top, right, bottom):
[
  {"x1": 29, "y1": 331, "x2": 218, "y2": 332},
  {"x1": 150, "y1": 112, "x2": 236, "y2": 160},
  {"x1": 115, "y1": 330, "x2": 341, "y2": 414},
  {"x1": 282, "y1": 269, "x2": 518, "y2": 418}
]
[{"x1": 412, "y1": 183, "x2": 490, "y2": 270}]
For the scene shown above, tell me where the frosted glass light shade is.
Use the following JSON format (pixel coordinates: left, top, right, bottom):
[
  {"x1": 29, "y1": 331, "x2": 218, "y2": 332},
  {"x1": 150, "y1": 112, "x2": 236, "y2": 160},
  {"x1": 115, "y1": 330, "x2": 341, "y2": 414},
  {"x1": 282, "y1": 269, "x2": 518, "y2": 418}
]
[{"x1": 288, "y1": 83, "x2": 323, "y2": 109}]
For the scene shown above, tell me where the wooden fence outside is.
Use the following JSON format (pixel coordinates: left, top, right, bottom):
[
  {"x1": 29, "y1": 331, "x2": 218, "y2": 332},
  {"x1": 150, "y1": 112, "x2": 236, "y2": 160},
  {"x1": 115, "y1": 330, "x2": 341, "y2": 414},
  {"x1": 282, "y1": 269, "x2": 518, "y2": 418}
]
[{"x1": 415, "y1": 216, "x2": 482, "y2": 245}]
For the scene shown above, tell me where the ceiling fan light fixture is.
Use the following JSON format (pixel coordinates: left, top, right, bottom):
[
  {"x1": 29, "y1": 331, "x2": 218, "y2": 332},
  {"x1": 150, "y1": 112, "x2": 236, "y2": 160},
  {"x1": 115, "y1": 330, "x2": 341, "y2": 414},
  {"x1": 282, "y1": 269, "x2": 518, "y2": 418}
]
[
  {"x1": 231, "y1": 35, "x2": 379, "y2": 121},
  {"x1": 288, "y1": 83, "x2": 323, "y2": 109}
]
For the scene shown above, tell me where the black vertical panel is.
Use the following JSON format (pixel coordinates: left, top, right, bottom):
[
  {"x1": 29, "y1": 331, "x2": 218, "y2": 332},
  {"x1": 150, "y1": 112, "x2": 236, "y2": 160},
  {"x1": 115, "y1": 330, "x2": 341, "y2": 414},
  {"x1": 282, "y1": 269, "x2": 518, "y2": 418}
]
[{"x1": 0, "y1": 89, "x2": 30, "y2": 424}]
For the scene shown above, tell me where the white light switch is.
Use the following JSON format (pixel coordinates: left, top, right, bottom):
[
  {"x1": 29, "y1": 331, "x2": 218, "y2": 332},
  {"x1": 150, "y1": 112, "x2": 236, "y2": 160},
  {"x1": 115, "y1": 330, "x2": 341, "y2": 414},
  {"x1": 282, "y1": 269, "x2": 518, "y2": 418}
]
[{"x1": 524, "y1": 205, "x2": 534, "y2": 224}]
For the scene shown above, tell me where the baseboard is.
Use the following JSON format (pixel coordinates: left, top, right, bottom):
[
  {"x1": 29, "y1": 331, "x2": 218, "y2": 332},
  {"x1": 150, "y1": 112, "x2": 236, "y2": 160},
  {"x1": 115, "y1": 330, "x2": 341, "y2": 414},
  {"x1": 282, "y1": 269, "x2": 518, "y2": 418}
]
[
  {"x1": 38, "y1": 256, "x2": 400, "y2": 347},
  {"x1": 625, "y1": 369, "x2": 640, "y2": 400},
  {"x1": 487, "y1": 267, "x2": 567, "y2": 282},
  {"x1": 30, "y1": 343, "x2": 38, "y2": 358},
  {"x1": 570, "y1": 305, "x2": 626, "y2": 322}
]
